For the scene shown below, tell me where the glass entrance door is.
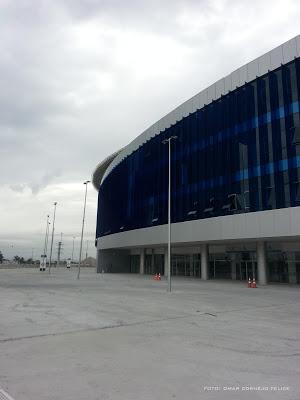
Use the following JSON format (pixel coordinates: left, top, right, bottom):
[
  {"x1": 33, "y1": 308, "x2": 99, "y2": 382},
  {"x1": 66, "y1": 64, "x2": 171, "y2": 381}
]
[
  {"x1": 130, "y1": 255, "x2": 140, "y2": 273},
  {"x1": 236, "y1": 261, "x2": 258, "y2": 280},
  {"x1": 144, "y1": 254, "x2": 164, "y2": 275},
  {"x1": 269, "y1": 260, "x2": 288, "y2": 283},
  {"x1": 209, "y1": 258, "x2": 231, "y2": 279},
  {"x1": 191, "y1": 254, "x2": 201, "y2": 277},
  {"x1": 268, "y1": 252, "x2": 288, "y2": 283},
  {"x1": 171, "y1": 255, "x2": 191, "y2": 276}
]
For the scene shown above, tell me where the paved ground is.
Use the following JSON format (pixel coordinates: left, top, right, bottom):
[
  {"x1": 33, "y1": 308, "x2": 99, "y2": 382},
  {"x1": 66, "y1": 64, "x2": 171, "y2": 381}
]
[{"x1": 0, "y1": 268, "x2": 299, "y2": 400}]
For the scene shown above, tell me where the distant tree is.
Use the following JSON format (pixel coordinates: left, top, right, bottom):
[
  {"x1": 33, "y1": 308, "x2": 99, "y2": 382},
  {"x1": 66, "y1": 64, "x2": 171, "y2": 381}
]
[
  {"x1": 0, "y1": 251, "x2": 3, "y2": 264},
  {"x1": 26, "y1": 258, "x2": 33, "y2": 264},
  {"x1": 13, "y1": 255, "x2": 26, "y2": 264}
]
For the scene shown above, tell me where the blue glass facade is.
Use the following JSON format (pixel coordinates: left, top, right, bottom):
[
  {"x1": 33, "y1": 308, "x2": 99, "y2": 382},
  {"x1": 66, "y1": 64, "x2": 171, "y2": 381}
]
[{"x1": 97, "y1": 58, "x2": 300, "y2": 238}]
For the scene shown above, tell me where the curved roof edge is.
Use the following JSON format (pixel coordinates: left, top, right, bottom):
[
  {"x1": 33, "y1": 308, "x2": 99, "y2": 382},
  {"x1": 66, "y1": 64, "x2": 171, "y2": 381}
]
[
  {"x1": 92, "y1": 149, "x2": 124, "y2": 190},
  {"x1": 100, "y1": 35, "x2": 300, "y2": 183}
]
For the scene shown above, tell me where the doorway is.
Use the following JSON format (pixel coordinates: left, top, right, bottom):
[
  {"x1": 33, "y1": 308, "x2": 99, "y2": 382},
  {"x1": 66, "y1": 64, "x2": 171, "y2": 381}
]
[
  {"x1": 209, "y1": 257, "x2": 231, "y2": 279},
  {"x1": 129, "y1": 255, "x2": 140, "y2": 273},
  {"x1": 236, "y1": 260, "x2": 258, "y2": 281},
  {"x1": 145, "y1": 254, "x2": 164, "y2": 275}
]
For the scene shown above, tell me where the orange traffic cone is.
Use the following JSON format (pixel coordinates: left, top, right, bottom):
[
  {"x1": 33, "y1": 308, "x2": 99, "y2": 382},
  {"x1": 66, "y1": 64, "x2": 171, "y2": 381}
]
[
  {"x1": 251, "y1": 278, "x2": 257, "y2": 288},
  {"x1": 247, "y1": 278, "x2": 252, "y2": 288},
  {"x1": 158, "y1": 273, "x2": 161, "y2": 281}
]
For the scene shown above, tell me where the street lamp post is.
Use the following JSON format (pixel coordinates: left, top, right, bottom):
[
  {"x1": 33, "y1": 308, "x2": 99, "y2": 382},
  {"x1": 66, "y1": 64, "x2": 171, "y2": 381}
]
[
  {"x1": 77, "y1": 180, "x2": 90, "y2": 280},
  {"x1": 162, "y1": 136, "x2": 177, "y2": 292},
  {"x1": 45, "y1": 218, "x2": 51, "y2": 267},
  {"x1": 48, "y1": 202, "x2": 57, "y2": 274},
  {"x1": 43, "y1": 215, "x2": 50, "y2": 257},
  {"x1": 71, "y1": 236, "x2": 76, "y2": 263}
]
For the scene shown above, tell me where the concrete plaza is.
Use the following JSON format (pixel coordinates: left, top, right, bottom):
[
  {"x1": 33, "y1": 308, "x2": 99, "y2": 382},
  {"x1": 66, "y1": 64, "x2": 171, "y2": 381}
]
[{"x1": 0, "y1": 268, "x2": 299, "y2": 400}]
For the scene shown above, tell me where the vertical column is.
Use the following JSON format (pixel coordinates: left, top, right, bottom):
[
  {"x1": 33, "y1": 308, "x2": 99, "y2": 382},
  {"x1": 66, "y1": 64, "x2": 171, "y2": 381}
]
[
  {"x1": 151, "y1": 249, "x2": 155, "y2": 274},
  {"x1": 257, "y1": 241, "x2": 267, "y2": 285},
  {"x1": 231, "y1": 253, "x2": 237, "y2": 280},
  {"x1": 164, "y1": 247, "x2": 168, "y2": 277},
  {"x1": 201, "y1": 244, "x2": 208, "y2": 281},
  {"x1": 140, "y1": 248, "x2": 145, "y2": 275},
  {"x1": 96, "y1": 249, "x2": 101, "y2": 273}
]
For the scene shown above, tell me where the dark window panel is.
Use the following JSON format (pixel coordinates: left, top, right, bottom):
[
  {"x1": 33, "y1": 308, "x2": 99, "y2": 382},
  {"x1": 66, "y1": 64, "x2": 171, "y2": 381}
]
[{"x1": 97, "y1": 60, "x2": 300, "y2": 237}]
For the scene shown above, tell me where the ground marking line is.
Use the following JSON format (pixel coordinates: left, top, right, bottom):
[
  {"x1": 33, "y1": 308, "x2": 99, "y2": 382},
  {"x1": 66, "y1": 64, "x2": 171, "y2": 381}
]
[{"x1": 0, "y1": 302, "x2": 296, "y2": 344}]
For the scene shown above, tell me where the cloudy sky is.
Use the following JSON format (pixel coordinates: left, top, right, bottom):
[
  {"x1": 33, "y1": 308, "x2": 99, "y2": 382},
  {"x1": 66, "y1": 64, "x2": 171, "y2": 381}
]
[{"x1": 0, "y1": 0, "x2": 299, "y2": 260}]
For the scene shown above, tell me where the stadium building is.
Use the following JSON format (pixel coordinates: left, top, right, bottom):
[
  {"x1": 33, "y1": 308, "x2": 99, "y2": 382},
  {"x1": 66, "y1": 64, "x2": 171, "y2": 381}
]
[{"x1": 93, "y1": 35, "x2": 300, "y2": 285}]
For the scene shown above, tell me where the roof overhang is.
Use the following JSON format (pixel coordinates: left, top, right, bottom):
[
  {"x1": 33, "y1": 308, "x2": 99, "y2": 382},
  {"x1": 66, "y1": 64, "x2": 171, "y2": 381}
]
[{"x1": 92, "y1": 149, "x2": 123, "y2": 190}]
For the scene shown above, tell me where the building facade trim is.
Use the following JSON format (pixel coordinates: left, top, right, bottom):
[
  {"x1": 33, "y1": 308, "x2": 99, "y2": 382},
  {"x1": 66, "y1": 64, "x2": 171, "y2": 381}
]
[{"x1": 97, "y1": 206, "x2": 300, "y2": 250}]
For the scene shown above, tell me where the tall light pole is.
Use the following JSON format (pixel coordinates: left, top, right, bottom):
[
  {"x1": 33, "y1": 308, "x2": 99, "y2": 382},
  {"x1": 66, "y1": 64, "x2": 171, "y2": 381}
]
[
  {"x1": 77, "y1": 180, "x2": 90, "y2": 280},
  {"x1": 71, "y1": 236, "x2": 76, "y2": 262},
  {"x1": 48, "y1": 202, "x2": 57, "y2": 274},
  {"x1": 43, "y1": 215, "x2": 50, "y2": 257},
  {"x1": 162, "y1": 136, "x2": 177, "y2": 292},
  {"x1": 45, "y1": 218, "x2": 51, "y2": 267}
]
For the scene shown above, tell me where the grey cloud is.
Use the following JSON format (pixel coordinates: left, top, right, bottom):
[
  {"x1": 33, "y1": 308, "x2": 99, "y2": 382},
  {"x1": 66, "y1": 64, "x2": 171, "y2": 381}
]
[
  {"x1": 0, "y1": 0, "x2": 300, "y2": 257},
  {"x1": 59, "y1": 0, "x2": 208, "y2": 20},
  {"x1": 9, "y1": 170, "x2": 62, "y2": 194},
  {"x1": 2, "y1": 0, "x2": 217, "y2": 41},
  {"x1": 9, "y1": 184, "x2": 26, "y2": 193},
  {"x1": 29, "y1": 170, "x2": 62, "y2": 194}
]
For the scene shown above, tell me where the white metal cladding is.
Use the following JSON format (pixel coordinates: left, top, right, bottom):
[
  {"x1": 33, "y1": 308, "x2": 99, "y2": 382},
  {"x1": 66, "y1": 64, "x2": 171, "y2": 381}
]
[
  {"x1": 97, "y1": 35, "x2": 300, "y2": 186},
  {"x1": 97, "y1": 207, "x2": 300, "y2": 250}
]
